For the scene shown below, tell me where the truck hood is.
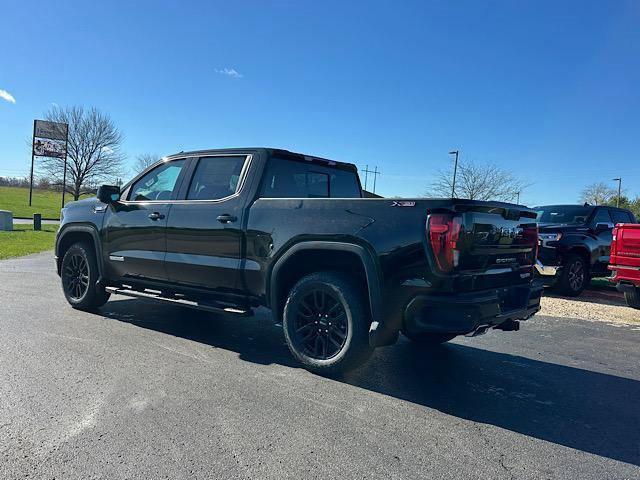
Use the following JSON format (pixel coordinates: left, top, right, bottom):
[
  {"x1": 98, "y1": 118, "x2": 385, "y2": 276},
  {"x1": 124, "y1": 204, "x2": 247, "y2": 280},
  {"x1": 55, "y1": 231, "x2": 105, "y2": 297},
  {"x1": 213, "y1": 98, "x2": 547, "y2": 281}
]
[{"x1": 538, "y1": 224, "x2": 589, "y2": 234}]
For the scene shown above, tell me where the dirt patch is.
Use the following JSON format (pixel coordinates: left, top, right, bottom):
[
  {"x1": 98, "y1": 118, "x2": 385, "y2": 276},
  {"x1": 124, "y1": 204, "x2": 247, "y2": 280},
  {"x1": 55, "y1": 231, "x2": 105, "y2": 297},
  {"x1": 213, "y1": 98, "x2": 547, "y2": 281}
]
[{"x1": 541, "y1": 289, "x2": 640, "y2": 324}]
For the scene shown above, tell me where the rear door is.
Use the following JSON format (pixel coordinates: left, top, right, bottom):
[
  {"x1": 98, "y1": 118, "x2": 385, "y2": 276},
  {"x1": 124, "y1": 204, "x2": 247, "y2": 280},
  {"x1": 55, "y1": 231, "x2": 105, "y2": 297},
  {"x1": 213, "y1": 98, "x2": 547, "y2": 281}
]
[
  {"x1": 164, "y1": 154, "x2": 251, "y2": 296},
  {"x1": 104, "y1": 158, "x2": 188, "y2": 282}
]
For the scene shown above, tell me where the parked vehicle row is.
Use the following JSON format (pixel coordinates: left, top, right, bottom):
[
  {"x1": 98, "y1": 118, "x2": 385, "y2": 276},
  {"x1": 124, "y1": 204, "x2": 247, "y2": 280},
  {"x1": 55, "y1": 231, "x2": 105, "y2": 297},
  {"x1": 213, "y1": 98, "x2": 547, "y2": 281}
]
[
  {"x1": 533, "y1": 204, "x2": 637, "y2": 296},
  {"x1": 55, "y1": 148, "x2": 542, "y2": 374}
]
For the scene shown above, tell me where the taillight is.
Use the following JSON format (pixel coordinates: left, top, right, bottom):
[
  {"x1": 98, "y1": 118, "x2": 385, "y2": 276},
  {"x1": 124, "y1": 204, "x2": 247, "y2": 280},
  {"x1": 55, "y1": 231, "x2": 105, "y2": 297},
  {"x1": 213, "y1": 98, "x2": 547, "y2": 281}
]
[
  {"x1": 522, "y1": 224, "x2": 539, "y2": 260},
  {"x1": 427, "y1": 213, "x2": 462, "y2": 272},
  {"x1": 611, "y1": 226, "x2": 618, "y2": 257}
]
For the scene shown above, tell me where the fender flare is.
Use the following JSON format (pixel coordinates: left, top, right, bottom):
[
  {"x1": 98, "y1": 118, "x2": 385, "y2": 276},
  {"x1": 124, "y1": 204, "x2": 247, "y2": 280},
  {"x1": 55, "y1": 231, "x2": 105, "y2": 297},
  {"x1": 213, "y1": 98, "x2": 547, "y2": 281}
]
[
  {"x1": 56, "y1": 224, "x2": 104, "y2": 278},
  {"x1": 268, "y1": 241, "x2": 383, "y2": 336}
]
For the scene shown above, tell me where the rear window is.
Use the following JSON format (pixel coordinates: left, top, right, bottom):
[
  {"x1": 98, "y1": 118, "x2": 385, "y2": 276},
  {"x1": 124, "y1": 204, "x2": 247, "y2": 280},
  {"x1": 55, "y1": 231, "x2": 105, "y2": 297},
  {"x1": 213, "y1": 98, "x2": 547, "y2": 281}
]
[
  {"x1": 611, "y1": 210, "x2": 634, "y2": 224},
  {"x1": 260, "y1": 157, "x2": 361, "y2": 198}
]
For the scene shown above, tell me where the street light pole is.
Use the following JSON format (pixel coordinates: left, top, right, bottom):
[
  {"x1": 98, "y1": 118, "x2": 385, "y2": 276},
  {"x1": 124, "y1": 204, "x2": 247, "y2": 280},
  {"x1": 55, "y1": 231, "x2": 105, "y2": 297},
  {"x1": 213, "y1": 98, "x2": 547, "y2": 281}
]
[
  {"x1": 449, "y1": 150, "x2": 459, "y2": 198},
  {"x1": 613, "y1": 178, "x2": 622, "y2": 207}
]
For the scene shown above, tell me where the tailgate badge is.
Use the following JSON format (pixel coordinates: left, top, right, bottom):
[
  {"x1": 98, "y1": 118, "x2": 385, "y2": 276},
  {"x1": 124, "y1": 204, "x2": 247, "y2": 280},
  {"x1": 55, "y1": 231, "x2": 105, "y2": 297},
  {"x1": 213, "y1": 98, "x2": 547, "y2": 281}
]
[{"x1": 392, "y1": 201, "x2": 416, "y2": 207}]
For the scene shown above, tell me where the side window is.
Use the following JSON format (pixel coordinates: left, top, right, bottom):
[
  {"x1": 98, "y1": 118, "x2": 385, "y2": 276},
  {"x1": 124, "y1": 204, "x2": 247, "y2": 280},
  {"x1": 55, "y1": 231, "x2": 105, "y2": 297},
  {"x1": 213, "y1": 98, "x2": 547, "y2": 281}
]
[
  {"x1": 260, "y1": 158, "x2": 360, "y2": 198},
  {"x1": 591, "y1": 208, "x2": 612, "y2": 226},
  {"x1": 129, "y1": 159, "x2": 185, "y2": 201},
  {"x1": 611, "y1": 210, "x2": 633, "y2": 224},
  {"x1": 186, "y1": 156, "x2": 247, "y2": 200}
]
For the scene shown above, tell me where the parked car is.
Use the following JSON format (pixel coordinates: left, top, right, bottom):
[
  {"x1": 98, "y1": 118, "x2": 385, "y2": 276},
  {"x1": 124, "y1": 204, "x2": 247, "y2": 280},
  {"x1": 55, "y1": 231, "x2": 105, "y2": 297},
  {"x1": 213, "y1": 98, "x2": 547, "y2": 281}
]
[
  {"x1": 55, "y1": 148, "x2": 542, "y2": 374},
  {"x1": 608, "y1": 223, "x2": 640, "y2": 309},
  {"x1": 533, "y1": 204, "x2": 636, "y2": 296}
]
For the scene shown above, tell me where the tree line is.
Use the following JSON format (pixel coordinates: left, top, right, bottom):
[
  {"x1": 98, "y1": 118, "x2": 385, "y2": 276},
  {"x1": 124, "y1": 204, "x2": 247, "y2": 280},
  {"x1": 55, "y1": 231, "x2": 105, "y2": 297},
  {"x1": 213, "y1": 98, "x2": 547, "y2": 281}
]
[{"x1": 5, "y1": 104, "x2": 639, "y2": 219}]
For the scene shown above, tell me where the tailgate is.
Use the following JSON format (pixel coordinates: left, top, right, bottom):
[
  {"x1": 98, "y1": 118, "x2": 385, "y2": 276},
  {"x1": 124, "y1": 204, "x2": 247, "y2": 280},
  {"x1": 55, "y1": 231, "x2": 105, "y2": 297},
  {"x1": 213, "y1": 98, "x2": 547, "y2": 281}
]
[
  {"x1": 612, "y1": 224, "x2": 640, "y2": 269},
  {"x1": 454, "y1": 205, "x2": 538, "y2": 273}
]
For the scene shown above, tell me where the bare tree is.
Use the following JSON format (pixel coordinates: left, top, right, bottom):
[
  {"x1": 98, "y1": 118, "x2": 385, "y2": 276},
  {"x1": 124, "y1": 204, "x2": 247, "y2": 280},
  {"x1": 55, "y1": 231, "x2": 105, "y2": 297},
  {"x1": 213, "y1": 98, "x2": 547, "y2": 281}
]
[
  {"x1": 38, "y1": 105, "x2": 125, "y2": 200},
  {"x1": 580, "y1": 182, "x2": 616, "y2": 205},
  {"x1": 133, "y1": 153, "x2": 160, "y2": 175},
  {"x1": 425, "y1": 159, "x2": 527, "y2": 202}
]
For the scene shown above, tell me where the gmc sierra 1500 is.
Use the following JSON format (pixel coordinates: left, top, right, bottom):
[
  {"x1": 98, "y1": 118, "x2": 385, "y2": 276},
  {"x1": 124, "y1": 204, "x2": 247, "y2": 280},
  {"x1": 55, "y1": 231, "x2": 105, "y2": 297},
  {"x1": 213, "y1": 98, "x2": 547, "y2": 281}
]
[{"x1": 55, "y1": 148, "x2": 542, "y2": 373}]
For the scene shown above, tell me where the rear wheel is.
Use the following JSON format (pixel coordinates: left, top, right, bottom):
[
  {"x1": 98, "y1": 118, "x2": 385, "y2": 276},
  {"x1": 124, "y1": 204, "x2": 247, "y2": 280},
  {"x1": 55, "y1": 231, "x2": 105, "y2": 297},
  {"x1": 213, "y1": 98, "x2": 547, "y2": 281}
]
[
  {"x1": 402, "y1": 331, "x2": 457, "y2": 346},
  {"x1": 556, "y1": 254, "x2": 589, "y2": 296},
  {"x1": 625, "y1": 287, "x2": 640, "y2": 309},
  {"x1": 282, "y1": 272, "x2": 373, "y2": 375},
  {"x1": 61, "y1": 242, "x2": 110, "y2": 310}
]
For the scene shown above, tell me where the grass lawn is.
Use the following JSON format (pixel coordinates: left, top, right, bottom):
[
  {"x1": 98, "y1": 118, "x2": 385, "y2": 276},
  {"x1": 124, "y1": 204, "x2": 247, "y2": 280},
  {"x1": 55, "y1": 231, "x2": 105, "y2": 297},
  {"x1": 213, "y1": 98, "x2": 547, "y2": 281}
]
[
  {"x1": 0, "y1": 224, "x2": 58, "y2": 260},
  {"x1": 0, "y1": 186, "x2": 90, "y2": 219}
]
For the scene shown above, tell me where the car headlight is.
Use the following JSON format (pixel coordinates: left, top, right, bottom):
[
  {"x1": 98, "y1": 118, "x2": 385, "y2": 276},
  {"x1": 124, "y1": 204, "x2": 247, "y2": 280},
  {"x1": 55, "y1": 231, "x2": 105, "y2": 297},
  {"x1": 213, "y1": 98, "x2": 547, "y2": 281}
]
[
  {"x1": 539, "y1": 233, "x2": 562, "y2": 242},
  {"x1": 539, "y1": 232, "x2": 563, "y2": 248}
]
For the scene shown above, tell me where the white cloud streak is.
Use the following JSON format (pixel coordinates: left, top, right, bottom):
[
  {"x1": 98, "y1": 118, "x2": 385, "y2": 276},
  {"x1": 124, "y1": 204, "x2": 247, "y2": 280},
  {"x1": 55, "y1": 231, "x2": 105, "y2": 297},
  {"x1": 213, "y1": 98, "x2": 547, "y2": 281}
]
[
  {"x1": 0, "y1": 89, "x2": 16, "y2": 103},
  {"x1": 215, "y1": 68, "x2": 243, "y2": 78}
]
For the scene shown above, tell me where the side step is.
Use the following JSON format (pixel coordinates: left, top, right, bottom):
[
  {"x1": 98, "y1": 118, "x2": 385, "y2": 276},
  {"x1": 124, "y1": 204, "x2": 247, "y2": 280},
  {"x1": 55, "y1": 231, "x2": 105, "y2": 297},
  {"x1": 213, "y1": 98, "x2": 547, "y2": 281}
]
[{"x1": 105, "y1": 286, "x2": 252, "y2": 316}]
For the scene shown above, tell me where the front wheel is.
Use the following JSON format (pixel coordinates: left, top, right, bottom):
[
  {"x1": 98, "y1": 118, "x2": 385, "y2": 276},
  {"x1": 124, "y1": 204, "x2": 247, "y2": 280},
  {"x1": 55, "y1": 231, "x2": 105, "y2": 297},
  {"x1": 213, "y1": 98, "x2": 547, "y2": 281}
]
[
  {"x1": 282, "y1": 272, "x2": 373, "y2": 375},
  {"x1": 556, "y1": 254, "x2": 589, "y2": 296},
  {"x1": 61, "y1": 242, "x2": 110, "y2": 310},
  {"x1": 625, "y1": 287, "x2": 640, "y2": 309}
]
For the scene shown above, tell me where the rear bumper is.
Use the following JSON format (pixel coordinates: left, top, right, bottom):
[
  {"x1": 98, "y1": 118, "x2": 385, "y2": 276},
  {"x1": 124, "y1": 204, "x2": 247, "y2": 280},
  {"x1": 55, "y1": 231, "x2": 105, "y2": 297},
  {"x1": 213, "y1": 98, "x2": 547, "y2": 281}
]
[{"x1": 403, "y1": 282, "x2": 543, "y2": 336}]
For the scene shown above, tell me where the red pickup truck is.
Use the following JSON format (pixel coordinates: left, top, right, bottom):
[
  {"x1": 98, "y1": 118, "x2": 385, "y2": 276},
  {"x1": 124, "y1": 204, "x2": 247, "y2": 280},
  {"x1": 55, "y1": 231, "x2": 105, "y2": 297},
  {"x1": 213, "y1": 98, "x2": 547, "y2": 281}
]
[{"x1": 609, "y1": 223, "x2": 640, "y2": 309}]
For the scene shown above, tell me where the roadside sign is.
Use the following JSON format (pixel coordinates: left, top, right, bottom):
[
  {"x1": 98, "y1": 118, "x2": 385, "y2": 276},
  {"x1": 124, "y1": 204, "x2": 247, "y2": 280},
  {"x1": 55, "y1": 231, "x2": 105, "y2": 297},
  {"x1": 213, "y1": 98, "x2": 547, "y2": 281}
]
[
  {"x1": 30, "y1": 119, "x2": 70, "y2": 207},
  {"x1": 34, "y1": 120, "x2": 68, "y2": 141}
]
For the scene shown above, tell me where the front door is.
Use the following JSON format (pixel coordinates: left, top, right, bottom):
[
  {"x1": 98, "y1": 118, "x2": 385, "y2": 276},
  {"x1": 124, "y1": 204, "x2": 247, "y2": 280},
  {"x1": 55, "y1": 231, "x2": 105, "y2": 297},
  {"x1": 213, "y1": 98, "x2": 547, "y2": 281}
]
[
  {"x1": 165, "y1": 154, "x2": 251, "y2": 296},
  {"x1": 103, "y1": 158, "x2": 188, "y2": 282}
]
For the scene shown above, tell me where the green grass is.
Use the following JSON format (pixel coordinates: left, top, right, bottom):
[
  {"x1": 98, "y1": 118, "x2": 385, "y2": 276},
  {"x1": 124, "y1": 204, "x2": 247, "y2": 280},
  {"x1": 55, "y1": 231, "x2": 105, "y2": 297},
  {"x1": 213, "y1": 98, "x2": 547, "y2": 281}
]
[
  {"x1": 0, "y1": 224, "x2": 58, "y2": 260},
  {"x1": 0, "y1": 186, "x2": 90, "y2": 219}
]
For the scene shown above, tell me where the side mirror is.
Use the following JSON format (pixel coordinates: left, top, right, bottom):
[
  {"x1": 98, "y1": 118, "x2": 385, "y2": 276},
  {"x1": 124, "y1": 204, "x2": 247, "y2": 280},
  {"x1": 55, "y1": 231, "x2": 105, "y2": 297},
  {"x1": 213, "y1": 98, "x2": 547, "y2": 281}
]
[
  {"x1": 97, "y1": 185, "x2": 121, "y2": 204},
  {"x1": 595, "y1": 222, "x2": 613, "y2": 232}
]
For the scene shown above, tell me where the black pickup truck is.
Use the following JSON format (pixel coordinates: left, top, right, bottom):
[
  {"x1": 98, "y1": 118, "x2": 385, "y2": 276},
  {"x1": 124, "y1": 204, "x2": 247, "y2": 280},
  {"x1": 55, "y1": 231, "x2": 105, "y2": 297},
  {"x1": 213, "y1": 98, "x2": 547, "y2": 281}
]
[
  {"x1": 55, "y1": 148, "x2": 542, "y2": 373},
  {"x1": 534, "y1": 204, "x2": 637, "y2": 296}
]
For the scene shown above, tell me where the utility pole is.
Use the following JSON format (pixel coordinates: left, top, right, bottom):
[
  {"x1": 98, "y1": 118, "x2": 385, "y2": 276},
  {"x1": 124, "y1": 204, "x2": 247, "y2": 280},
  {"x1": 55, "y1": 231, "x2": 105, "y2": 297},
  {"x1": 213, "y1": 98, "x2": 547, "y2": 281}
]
[
  {"x1": 363, "y1": 164, "x2": 369, "y2": 190},
  {"x1": 449, "y1": 150, "x2": 459, "y2": 198},
  {"x1": 28, "y1": 121, "x2": 36, "y2": 206},
  {"x1": 516, "y1": 191, "x2": 520, "y2": 204},
  {"x1": 613, "y1": 178, "x2": 622, "y2": 207},
  {"x1": 362, "y1": 166, "x2": 381, "y2": 193}
]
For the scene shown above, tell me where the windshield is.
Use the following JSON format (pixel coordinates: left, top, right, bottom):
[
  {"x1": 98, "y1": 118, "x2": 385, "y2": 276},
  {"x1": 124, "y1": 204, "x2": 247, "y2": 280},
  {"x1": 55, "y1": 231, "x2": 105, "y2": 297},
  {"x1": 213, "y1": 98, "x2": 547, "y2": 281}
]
[{"x1": 535, "y1": 206, "x2": 593, "y2": 225}]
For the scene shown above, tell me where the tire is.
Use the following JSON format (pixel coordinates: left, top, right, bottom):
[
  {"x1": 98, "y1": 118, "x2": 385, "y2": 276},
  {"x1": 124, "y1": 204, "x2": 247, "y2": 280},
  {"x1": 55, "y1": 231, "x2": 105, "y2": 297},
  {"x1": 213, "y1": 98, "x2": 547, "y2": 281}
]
[
  {"x1": 60, "y1": 242, "x2": 110, "y2": 310},
  {"x1": 402, "y1": 331, "x2": 457, "y2": 345},
  {"x1": 556, "y1": 254, "x2": 589, "y2": 297},
  {"x1": 282, "y1": 272, "x2": 373, "y2": 375},
  {"x1": 625, "y1": 287, "x2": 640, "y2": 310}
]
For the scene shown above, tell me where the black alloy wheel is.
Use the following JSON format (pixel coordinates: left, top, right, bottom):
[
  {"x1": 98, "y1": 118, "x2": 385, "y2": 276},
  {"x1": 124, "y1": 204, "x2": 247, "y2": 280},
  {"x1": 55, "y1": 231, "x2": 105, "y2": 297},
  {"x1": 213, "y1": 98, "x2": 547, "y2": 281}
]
[
  {"x1": 292, "y1": 288, "x2": 348, "y2": 360},
  {"x1": 63, "y1": 253, "x2": 90, "y2": 301},
  {"x1": 282, "y1": 272, "x2": 373, "y2": 374},
  {"x1": 567, "y1": 260, "x2": 585, "y2": 292}
]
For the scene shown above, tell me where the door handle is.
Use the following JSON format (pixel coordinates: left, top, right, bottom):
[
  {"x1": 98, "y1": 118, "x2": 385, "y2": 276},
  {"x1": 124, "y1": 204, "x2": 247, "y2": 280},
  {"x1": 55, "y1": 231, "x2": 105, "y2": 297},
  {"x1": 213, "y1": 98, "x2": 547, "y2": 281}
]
[
  {"x1": 148, "y1": 212, "x2": 165, "y2": 221},
  {"x1": 217, "y1": 214, "x2": 237, "y2": 224}
]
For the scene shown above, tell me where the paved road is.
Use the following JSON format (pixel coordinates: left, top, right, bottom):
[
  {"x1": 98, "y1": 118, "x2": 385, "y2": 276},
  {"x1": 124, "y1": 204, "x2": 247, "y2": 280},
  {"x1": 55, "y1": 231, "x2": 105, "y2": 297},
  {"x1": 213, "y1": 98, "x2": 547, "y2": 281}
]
[{"x1": 1, "y1": 252, "x2": 639, "y2": 479}]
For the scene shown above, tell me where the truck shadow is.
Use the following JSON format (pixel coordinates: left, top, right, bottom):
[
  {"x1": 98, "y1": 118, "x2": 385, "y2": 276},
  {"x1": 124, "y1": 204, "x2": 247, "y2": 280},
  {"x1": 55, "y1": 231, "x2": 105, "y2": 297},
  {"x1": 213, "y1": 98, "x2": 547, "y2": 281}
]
[{"x1": 100, "y1": 298, "x2": 640, "y2": 467}]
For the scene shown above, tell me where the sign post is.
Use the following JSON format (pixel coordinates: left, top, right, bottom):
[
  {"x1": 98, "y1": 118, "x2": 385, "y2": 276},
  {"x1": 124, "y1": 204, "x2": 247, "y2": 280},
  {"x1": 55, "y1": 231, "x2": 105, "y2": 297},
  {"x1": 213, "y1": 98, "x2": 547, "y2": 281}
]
[{"x1": 30, "y1": 120, "x2": 69, "y2": 208}]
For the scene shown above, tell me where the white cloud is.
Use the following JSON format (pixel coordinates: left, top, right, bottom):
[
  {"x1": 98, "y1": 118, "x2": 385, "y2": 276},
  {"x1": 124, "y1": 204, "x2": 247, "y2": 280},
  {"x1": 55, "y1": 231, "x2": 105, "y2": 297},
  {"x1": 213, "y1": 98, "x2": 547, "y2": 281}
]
[
  {"x1": 0, "y1": 89, "x2": 16, "y2": 104},
  {"x1": 215, "y1": 68, "x2": 243, "y2": 78}
]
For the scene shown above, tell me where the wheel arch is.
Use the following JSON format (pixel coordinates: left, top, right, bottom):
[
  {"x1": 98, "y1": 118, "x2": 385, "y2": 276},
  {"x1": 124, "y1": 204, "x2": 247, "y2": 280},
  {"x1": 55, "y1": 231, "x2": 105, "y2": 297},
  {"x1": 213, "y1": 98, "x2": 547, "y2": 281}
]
[
  {"x1": 268, "y1": 241, "x2": 382, "y2": 333},
  {"x1": 566, "y1": 245, "x2": 591, "y2": 267},
  {"x1": 56, "y1": 224, "x2": 104, "y2": 278}
]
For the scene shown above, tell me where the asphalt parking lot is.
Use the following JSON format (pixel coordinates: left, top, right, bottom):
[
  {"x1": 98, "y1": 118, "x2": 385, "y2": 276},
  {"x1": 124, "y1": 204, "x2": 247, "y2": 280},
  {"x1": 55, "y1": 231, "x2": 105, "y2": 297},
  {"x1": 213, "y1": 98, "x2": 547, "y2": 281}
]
[{"x1": 1, "y1": 252, "x2": 639, "y2": 479}]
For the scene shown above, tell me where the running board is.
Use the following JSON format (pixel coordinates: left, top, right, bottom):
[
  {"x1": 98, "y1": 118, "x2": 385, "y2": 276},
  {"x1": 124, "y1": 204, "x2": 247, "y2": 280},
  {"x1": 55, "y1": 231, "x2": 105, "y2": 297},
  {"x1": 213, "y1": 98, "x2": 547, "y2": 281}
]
[{"x1": 105, "y1": 286, "x2": 252, "y2": 316}]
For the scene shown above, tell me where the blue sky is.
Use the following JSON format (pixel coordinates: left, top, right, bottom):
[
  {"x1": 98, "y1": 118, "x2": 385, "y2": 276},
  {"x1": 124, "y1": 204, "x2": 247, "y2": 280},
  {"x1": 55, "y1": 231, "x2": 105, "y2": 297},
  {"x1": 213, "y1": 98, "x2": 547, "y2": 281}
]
[{"x1": 1, "y1": 0, "x2": 639, "y2": 205}]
